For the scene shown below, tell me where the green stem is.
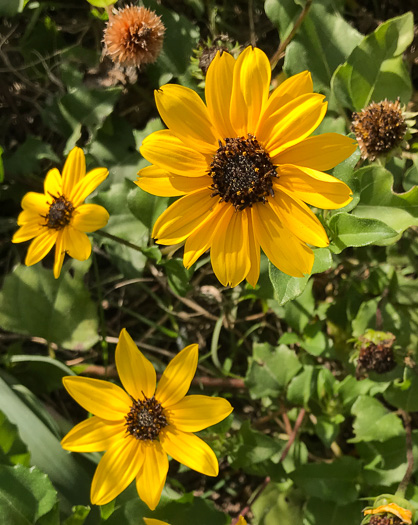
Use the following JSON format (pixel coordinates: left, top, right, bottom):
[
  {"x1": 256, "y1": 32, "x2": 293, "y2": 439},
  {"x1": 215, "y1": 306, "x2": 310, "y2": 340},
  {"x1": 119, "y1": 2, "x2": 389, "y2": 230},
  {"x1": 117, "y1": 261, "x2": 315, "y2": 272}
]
[
  {"x1": 92, "y1": 251, "x2": 108, "y2": 372},
  {"x1": 95, "y1": 230, "x2": 145, "y2": 254},
  {"x1": 396, "y1": 410, "x2": 414, "y2": 498}
]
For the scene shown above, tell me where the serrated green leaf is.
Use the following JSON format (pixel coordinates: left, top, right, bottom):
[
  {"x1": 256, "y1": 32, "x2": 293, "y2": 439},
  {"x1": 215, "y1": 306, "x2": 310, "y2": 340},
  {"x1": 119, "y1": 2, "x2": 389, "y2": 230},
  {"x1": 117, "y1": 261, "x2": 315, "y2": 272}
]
[
  {"x1": 0, "y1": 265, "x2": 99, "y2": 351},
  {"x1": 349, "y1": 395, "x2": 404, "y2": 443},
  {"x1": 245, "y1": 343, "x2": 302, "y2": 399},
  {"x1": 331, "y1": 12, "x2": 414, "y2": 110},
  {"x1": 269, "y1": 248, "x2": 333, "y2": 306}
]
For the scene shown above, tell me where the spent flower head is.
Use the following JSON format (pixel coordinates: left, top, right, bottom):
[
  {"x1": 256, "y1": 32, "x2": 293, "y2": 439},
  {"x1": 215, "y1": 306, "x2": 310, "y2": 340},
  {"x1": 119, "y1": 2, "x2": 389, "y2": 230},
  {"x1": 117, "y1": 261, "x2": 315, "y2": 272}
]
[
  {"x1": 103, "y1": 5, "x2": 165, "y2": 68},
  {"x1": 136, "y1": 46, "x2": 356, "y2": 288},
  {"x1": 12, "y1": 147, "x2": 109, "y2": 278},
  {"x1": 61, "y1": 329, "x2": 233, "y2": 509}
]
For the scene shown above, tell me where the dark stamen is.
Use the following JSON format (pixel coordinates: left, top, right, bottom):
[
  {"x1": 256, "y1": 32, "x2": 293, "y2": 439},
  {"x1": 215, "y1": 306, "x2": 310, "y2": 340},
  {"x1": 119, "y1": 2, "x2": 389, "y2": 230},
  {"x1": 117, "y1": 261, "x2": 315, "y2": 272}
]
[
  {"x1": 44, "y1": 195, "x2": 74, "y2": 230},
  {"x1": 125, "y1": 395, "x2": 167, "y2": 441}
]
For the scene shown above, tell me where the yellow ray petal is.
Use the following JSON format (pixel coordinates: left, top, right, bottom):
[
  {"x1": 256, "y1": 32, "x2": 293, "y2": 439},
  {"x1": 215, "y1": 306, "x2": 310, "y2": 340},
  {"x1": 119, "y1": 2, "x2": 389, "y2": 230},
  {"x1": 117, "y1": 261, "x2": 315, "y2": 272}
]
[
  {"x1": 53, "y1": 231, "x2": 65, "y2": 279},
  {"x1": 136, "y1": 165, "x2": 210, "y2": 197},
  {"x1": 183, "y1": 200, "x2": 229, "y2": 268},
  {"x1": 246, "y1": 207, "x2": 260, "y2": 288},
  {"x1": 62, "y1": 147, "x2": 86, "y2": 197},
  {"x1": 160, "y1": 426, "x2": 218, "y2": 476},
  {"x1": 230, "y1": 46, "x2": 271, "y2": 136},
  {"x1": 62, "y1": 227, "x2": 91, "y2": 260},
  {"x1": 258, "y1": 70, "x2": 313, "y2": 126},
  {"x1": 136, "y1": 441, "x2": 169, "y2": 511},
  {"x1": 269, "y1": 191, "x2": 329, "y2": 247},
  {"x1": 61, "y1": 416, "x2": 124, "y2": 452},
  {"x1": 276, "y1": 165, "x2": 352, "y2": 209},
  {"x1": 69, "y1": 167, "x2": 109, "y2": 207},
  {"x1": 25, "y1": 229, "x2": 58, "y2": 266},
  {"x1": 17, "y1": 209, "x2": 41, "y2": 226},
  {"x1": 167, "y1": 395, "x2": 233, "y2": 432},
  {"x1": 273, "y1": 133, "x2": 357, "y2": 171},
  {"x1": 258, "y1": 93, "x2": 327, "y2": 156},
  {"x1": 62, "y1": 376, "x2": 131, "y2": 420},
  {"x1": 253, "y1": 202, "x2": 314, "y2": 277},
  {"x1": 210, "y1": 205, "x2": 251, "y2": 287},
  {"x1": 115, "y1": 328, "x2": 156, "y2": 401},
  {"x1": 143, "y1": 519, "x2": 170, "y2": 525},
  {"x1": 364, "y1": 503, "x2": 412, "y2": 524},
  {"x1": 152, "y1": 189, "x2": 217, "y2": 245},
  {"x1": 72, "y1": 204, "x2": 109, "y2": 233},
  {"x1": 155, "y1": 344, "x2": 198, "y2": 408},
  {"x1": 21, "y1": 192, "x2": 49, "y2": 215},
  {"x1": 140, "y1": 130, "x2": 208, "y2": 177},
  {"x1": 12, "y1": 222, "x2": 45, "y2": 243},
  {"x1": 91, "y1": 437, "x2": 144, "y2": 506},
  {"x1": 205, "y1": 51, "x2": 236, "y2": 139},
  {"x1": 237, "y1": 517, "x2": 247, "y2": 525},
  {"x1": 155, "y1": 84, "x2": 218, "y2": 155},
  {"x1": 44, "y1": 168, "x2": 62, "y2": 197}
]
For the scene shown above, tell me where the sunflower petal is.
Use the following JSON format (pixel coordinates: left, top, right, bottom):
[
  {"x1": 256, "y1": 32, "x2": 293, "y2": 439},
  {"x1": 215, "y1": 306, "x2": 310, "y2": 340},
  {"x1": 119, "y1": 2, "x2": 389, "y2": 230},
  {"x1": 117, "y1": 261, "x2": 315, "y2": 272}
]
[
  {"x1": 62, "y1": 147, "x2": 86, "y2": 197},
  {"x1": 230, "y1": 46, "x2": 271, "y2": 136},
  {"x1": 61, "y1": 416, "x2": 124, "y2": 452},
  {"x1": 21, "y1": 192, "x2": 49, "y2": 215},
  {"x1": 91, "y1": 437, "x2": 144, "y2": 506},
  {"x1": 12, "y1": 222, "x2": 45, "y2": 243},
  {"x1": 136, "y1": 165, "x2": 209, "y2": 197},
  {"x1": 62, "y1": 227, "x2": 91, "y2": 260},
  {"x1": 17, "y1": 209, "x2": 41, "y2": 226},
  {"x1": 62, "y1": 376, "x2": 131, "y2": 420},
  {"x1": 72, "y1": 204, "x2": 109, "y2": 233},
  {"x1": 273, "y1": 133, "x2": 357, "y2": 171},
  {"x1": 155, "y1": 85, "x2": 218, "y2": 154},
  {"x1": 44, "y1": 168, "x2": 62, "y2": 197},
  {"x1": 160, "y1": 426, "x2": 218, "y2": 476},
  {"x1": 25, "y1": 229, "x2": 58, "y2": 266},
  {"x1": 210, "y1": 206, "x2": 251, "y2": 287},
  {"x1": 253, "y1": 202, "x2": 314, "y2": 277},
  {"x1": 167, "y1": 395, "x2": 233, "y2": 432},
  {"x1": 152, "y1": 189, "x2": 217, "y2": 244},
  {"x1": 143, "y1": 519, "x2": 170, "y2": 525},
  {"x1": 53, "y1": 232, "x2": 66, "y2": 278},
  {"x1": 258, "y1": 70, "x2": 313, "y2": 126},
  {"x1": 69, "y1": 168, "x2": 109, "y2": 207},
  {"x1": 136, "y1": 441, "x2": 169, "y2": 511},
  {"x1": 115, "y1": 328, "x2": 156, "y2": 400},
  {"x1": 269, "y1": 191, "x2": 329, "y2": 247},
  {"x1": 155, "y1": 344, "x2": 198, "y2": 408},
  {"x1": 258, "y1": 93, "x2": 327, "y2": 156},
  {"x1": 205, "y1": 51, "x2": 236, "y2": 139},
  {"x1": 140, "y1": 130, "x2": 208, "y2": 176},
  {"x1": 246, "y1": 207, "x2": 260, "y2": 288},
  {"x1": 183, "y1": 200, "x2": 229, "y2": 268},
  {"x1": 276, "y1": 165, "x2": 353, "y2": 209}
]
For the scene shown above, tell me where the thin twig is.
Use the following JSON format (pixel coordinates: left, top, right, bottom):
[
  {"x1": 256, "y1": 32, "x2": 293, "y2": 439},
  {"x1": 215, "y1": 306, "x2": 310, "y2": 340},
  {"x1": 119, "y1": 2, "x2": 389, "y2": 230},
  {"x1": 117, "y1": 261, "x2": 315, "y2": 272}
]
[
  {"x1": 95, "y1": 230, "x2": 145, "y2": 253},
  {"x1": 397, "y1": 410, "x2": 414, "y2": 497},
  {"x1": 270, "y1": 0, "x2": 313, "y2": 71}
]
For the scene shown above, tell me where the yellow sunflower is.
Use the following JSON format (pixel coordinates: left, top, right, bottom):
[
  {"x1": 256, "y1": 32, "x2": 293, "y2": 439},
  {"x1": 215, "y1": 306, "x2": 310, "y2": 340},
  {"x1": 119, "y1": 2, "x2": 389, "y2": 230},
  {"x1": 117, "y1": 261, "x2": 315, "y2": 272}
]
[
  {"x1": 135, "y1": 46, "x2": 357, "y2": 287},
  {"x1": 143, "y1": 516, "x2": 248, "y2": 524},
  {"x1": 12, "y1": 147, "x2": 109, "y2": 278},
  {"x1": 61, "y1": 329, "x2": 233, "y2": 509}
]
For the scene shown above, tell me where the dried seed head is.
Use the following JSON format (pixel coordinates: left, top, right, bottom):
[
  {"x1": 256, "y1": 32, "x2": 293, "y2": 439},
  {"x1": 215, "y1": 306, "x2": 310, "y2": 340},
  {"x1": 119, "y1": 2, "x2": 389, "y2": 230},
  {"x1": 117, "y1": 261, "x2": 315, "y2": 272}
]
[
  {"x1": 368, "y1": 516, "x2": 403, "y2": 525},
  {"x1": 103, "y1": 5, "x2": 165, "y2": 68},
  {"x1": 355, "y1": 330, "x2": 396, "y2": 376},
  {"x1": 351, "y1": 99, "x2": 407, "y2": 161}
]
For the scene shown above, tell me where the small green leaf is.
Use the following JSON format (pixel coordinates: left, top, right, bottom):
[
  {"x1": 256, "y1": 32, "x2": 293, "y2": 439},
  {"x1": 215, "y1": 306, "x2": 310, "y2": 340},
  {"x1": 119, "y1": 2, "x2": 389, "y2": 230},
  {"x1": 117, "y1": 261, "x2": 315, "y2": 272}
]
[
  {"x1": 0, "y1": 265, "x2": 99, "y2": 351},
  {"x1": 349, "y1": 395, "x2": 404, "y2": 443},
  {"x1": 245, "y1": 343, "x2": 302, "y2": 399},
  {"x1": 384, "y1": 374, "x2": 418, "y2": 412},
  {"x1": 305, "y1": 498, "x2": 364, "y2": 525},
  {"x1": 287, "y1": 366, "x2": 316, "y2": 407},
  {"x1": 85, "y1": 0, "x2": 114, "y2": 6},
  {"x1": 0, "y1": 411, "x2": 30, "y2": 467},
  {"x1": 62, "y1": 506, "x2": 91, "y2": 525}
]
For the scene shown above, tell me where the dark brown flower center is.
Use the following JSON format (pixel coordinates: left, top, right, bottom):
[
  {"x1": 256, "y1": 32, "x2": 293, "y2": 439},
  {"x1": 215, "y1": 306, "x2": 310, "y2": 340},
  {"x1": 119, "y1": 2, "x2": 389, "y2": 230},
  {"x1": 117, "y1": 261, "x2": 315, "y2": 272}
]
[
  {"x1": 44, "y1": 195, "x2": 74, "y2": 230},
  {"x1": 209, "y1": 134, "x2": 278, "y2": 210},
  {"x1": 125, "y1": 395, "x2": 167, "y2": 441}
]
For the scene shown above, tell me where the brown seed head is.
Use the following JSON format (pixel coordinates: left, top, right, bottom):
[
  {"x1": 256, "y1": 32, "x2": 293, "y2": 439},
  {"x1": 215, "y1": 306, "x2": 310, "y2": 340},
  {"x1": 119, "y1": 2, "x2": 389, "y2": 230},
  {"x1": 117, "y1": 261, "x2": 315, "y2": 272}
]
[
  {"x1": 368, "y1": 516, "x2": 404, "y2": 525},
  {"x1": 351, "y1": 99, "x2": 407, "y2": 161},
  {"x1": 103, "y1": 5, "x2": 165, "y2": 68},
  {"x1": 356, "y1": 331, "x2": 396, "y2": 376}
]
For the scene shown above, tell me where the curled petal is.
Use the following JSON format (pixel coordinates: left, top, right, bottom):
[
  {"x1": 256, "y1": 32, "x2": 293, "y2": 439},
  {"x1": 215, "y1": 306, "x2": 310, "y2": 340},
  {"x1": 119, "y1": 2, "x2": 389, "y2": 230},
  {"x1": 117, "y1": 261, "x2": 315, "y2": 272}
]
[{"x1": 69, "y1": 168, "x2": 109, "y2": 207}]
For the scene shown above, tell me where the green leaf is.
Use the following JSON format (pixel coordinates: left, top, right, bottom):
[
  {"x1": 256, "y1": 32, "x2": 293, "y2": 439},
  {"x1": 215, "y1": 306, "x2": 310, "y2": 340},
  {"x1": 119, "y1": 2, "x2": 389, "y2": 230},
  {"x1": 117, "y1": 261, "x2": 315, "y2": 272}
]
[
  {"x1": 85, "y1": 0, "x2": 114, "y2": 6},
  {"x1": 384, "y1": 373, "x2": 418, "y2": 412},
  {"x1": 265, "y1": 0, "x2": 362, "y2": 96},
  {"x1": 0, "y1": 264, "x2": 99, "y2": 351},
  {"x1": 0, "y1": 145, "x2": 4, "y2": 183},
  {"x1": 291, "y1": 456, "x2": 361, "y2": 504},
  {"x1": 253, "y1": 484, "x2": 304, "y2": 525},
  {"x1": 349, "y1": 395, "x2": 404, "y2": 443},
  {"x1": 245, "y1": 343, "x2": 302, "y2": 399},
  {"x1": 331, "y1": 12, "x2": 414, "y2": 110},
  {"x1": 329, "y1": 213, "x2": 398, "y2": 252},
  {"x1": 287, "y1": 366, "x2": 315, "y2": 407},
  {"x1": 269, "y1": 248, "x2": 333, "y2": 306},
  {"x1": 352, "y1": 165, "x2": 418, "y2": 241},
  {"x1": 162, "y1": 259, "x2": 193, "y2": 297},
  {"x1": 0, "y1": 374, "x2": 92, "y2": 511},
  {"x1": 62, "y1": 506, "x2": 91, "y2": 525},
  {"x1": 127, "y1": 185, "x2": 170, "y2": 232},
  {"x1": 305, "y1": 498, "x2": 364, "y2": 525},
  {"x1": 0, "y1": 411, "x2": 30, "y2": 467},
  {"x1": 3, "y1": 136, "x2": 60, "y2": 177},
  {"x1": 0, "y1": 464, "x2": 58, "y2": 525}
]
